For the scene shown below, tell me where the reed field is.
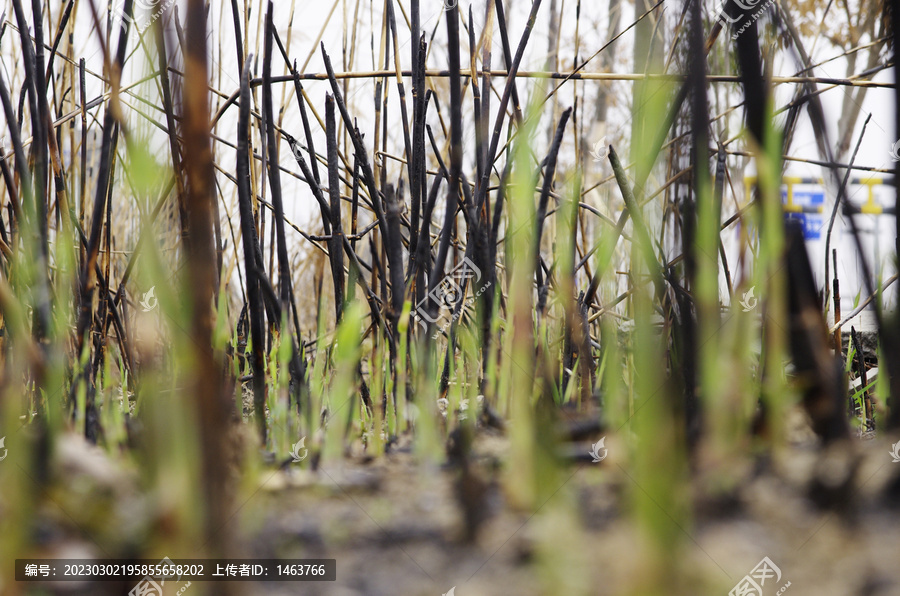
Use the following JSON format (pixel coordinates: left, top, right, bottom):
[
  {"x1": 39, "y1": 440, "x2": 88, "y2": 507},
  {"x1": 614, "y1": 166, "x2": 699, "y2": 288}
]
[{"x1": 1, "y1": 0, "x2": 900, "y2": 594}]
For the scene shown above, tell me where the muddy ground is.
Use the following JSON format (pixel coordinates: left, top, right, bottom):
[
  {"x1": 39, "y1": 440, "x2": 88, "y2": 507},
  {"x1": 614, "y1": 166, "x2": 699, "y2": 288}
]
[{"x1": 11, "y1": 405, "x2": 900, "y2": 596}]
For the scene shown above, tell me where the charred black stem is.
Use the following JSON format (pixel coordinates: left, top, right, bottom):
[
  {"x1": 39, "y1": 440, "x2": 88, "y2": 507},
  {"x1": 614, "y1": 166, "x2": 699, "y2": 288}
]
[
  {"x1": 237, "y1": 57, "x2": 268, "y2": 443},
  {"x1": 12, "y1": 0, "x2": 52, "y2": 347},
  {"x1": 534, "y1": 108, "x2": 572, "y2": 314},
  {"x1": 264, "y1": 2, "x2": 308, "y2": 413},
  {"x1": 325, "y1": 95, "x2": 346, "y2": 324},
  {"x1": 72, "y1": 0, "x2": 134, "y2": 422},
  {"x1": 475, "y1": 0, "x2": 543, "y2": 215},
  {"x1": 154, "y1": 22, "x2": 188, "y2": 238},
  {"x1": 426, "y1": 3, "x2": 464, "y2": 336}
]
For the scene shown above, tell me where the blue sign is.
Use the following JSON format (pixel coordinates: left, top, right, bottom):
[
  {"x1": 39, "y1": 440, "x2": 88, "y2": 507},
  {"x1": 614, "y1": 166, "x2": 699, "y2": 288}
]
[
  {"x1": 784, "y1": 212, "x2": 823, "y2": 240},
  {"x1": 782, "y1": 188, "x2": 825, "y2": 240}
]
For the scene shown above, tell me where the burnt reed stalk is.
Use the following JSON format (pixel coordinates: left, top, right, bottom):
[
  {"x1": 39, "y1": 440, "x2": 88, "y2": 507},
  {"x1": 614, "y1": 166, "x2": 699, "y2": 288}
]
[
  {"x1": 325, "y1": 95, "x2": 346, "y2": 323},
  {"x1": 534, "y1": 107, "x2": 572, "y2": 316},
  {"x1": 182, "y1": 0, "x2": 234, "y2": 575},
  {"x1": 263, "y1": 0, "x2": 291, "y2": 309},
  {"x1": 410, "y1": 0, "x2": 420, "y2": 101},
  {"x1": 237, "y1": 58, "x2": 268, "y2": 443},
  {"x1": 285, "y1": 131, "x2": 383, "y2": 407},
  {"x1": 154, "y1": 23, "x2": 188, "y2": 238},
  {"x1": 683, "y1": 0, "x2": 713, "y2": 452},
  {"x1": 27, "y1": 0, "x2": 51, "y2": 258},
  {"x1": 320, "y1": 45, "x2": 386, "y2": 233},
  {"x1": 385, "y1": 0, "x2": 413, "y2": 201},
  {"x1": 409, "y1": 122, "x2": 444, "y2": 310},
  {"x1": 78, "y1": 58, "x2": 86, "y2": 231},
  {"x1": 426, "y1": 3, "x2": 463, "y2": 336},
  {"x1": 407, "y1": 3, "x2": 425, "y2": 302},
  {"x1": 385, "y1": 183, "x2": 404, "y2": 329},
  {"x1": 0, "y1": 153, "x2": 16, "y2": 241},
  {"x1": 283, "y1": 63, "x2": 375, "y2": 413},
  {"x1": 43, "y1": 0, "x2": 75, "y2": 84},
  {"x1": 469, "y1": 9, "x2": 483, "y2": 187},
  {"x1": 350, "y1": 156, "x2": 360, "y2": 254},
  {"x1": 630, "y1": 4, "x2": 717, "y2": 198},
  {"x1": 0, "y1": 69, "x2": 32, "y2": 217},
  {"x1": 407, "y1": 35, "x2": 428, "y2": 307},
  {"x1": 470, "y1": 0, "x2": 542, "y2": 359},
  {"x1": 743, "y1": 11, "x2": 848, "y2": 441},
  {"x1": 406, "y1": 17, "x2": 430, "y2": 308},
  {"x1": 72, "y1": 0, "x2": 133, "y2": 433},
  {"x1": 263, "y1": 0, "x2": 308, "y2": 410},
  {"x1": 11, "y1": 0, "x2": 51, "y2": 349},
  {"x1": 468, "y1": 5, "x2": 496, "y2": 376},
  {"x1": 87, "y1": 131, "x2": 116, "y2": 441},
  {"x1": 714, "y1": 148, "x2": 733, "y2": 296},
  {"x1": 286, "y1": 139, "x2": 333, "y2": 237},
  {"x1": 478, "y1": 0, "x2": 543, "y2": 201},
  {"x1": 291, "y1": 69, "x2": 329, "y2": 236},
  {"x1": 785, "y1": 221, "x2": 849, "y2": 442},
  {"x1": 43, "y1": 0, "x2": 75, "y2": 234},
  {"x1": 824, "y1": 115, "x2": 870, "y2": 317},
  {"x1": 493, "y1": 0, "x2": 523, "y2": 124},
  {"x1": 774, "y1": 10, "x2": 899, "y2": 434},
  {"x1": 320, "y1": 45, "x2": 398, "y2": 318},
  {"x1": 851, "y1": 326, "x2": 873, "y2": 428}
]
